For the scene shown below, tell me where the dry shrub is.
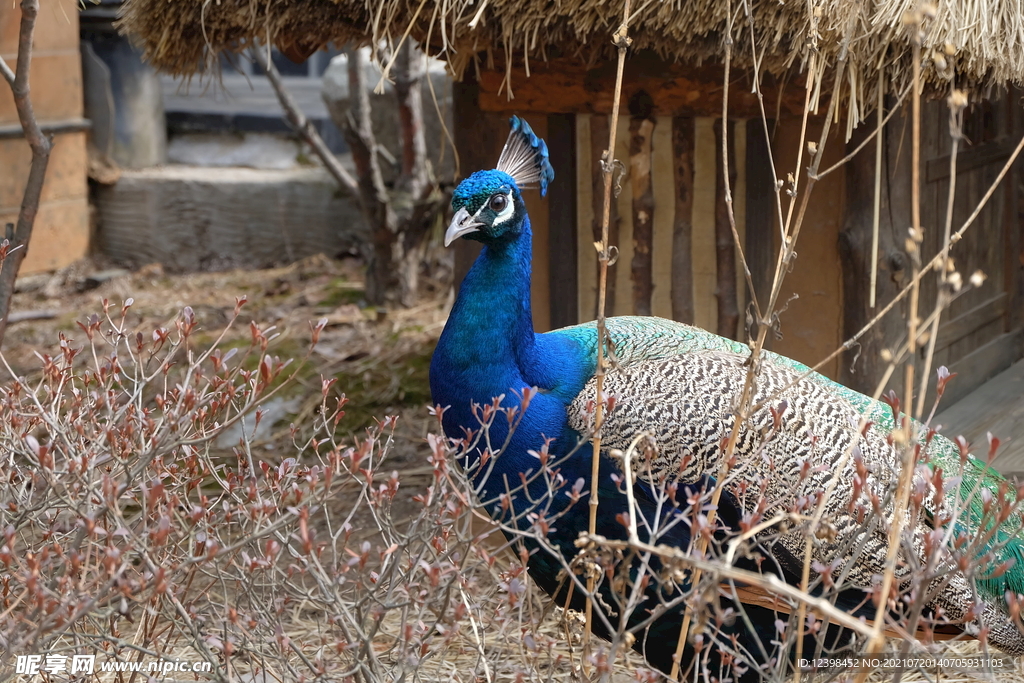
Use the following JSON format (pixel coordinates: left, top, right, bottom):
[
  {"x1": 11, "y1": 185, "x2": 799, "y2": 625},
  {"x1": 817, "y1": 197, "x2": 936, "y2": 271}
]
[{"x1": 0, "y1": 296, "x2": 654, "y2": 683}]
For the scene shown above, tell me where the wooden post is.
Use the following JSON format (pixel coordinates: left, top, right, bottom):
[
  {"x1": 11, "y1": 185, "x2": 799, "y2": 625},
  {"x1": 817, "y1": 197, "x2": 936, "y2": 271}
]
[
  {"x1": 547, "y1": 113, "x2": 579, "y2": 327},
  {"x1": 671, "y1": 116, "x2": 695, "y2": 324},
  {"x1": 451, "y1": 75, "x2": 507, "y2": 289},
  {"x1": 629, "y1": 91, "x2": 656, "y2": 317},
  {"x1": 714, "y1": 118, "x2": 739, "y2": 339},
  {"x1": 745, "y1": 118, "x2": 775, "y2": 337},
  {"x1": 591, "y1": 114, "x2": 620, "y2": 317},
  {"x1": 839, "y1": 101, "x2": 908, "y2": 395}
]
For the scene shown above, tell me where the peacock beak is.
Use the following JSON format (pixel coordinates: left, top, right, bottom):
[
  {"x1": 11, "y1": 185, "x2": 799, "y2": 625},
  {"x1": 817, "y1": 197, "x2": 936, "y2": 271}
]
[{"x1": 444, "y1": 208, "x2": 484, "y2": 247}]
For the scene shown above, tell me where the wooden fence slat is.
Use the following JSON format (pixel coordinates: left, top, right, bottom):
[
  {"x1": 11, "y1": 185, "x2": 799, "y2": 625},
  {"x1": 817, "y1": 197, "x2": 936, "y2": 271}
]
[
  {"x1": 714, "y1": 118, "x2": 739, "y2": 339},
  {"x1": 671, "y1": 116, "x2": 695, "y2": 324},
  {"x1": 547, "y1": 113, "x2": 578, "y2": 328},
  {"x1": 629, "y1": 92, "x2": 656, "y2": 317}
]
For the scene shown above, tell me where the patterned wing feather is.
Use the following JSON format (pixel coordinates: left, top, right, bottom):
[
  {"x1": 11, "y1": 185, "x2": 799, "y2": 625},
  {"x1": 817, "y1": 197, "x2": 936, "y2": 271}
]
[{"x1": 553, "y1": 316, "x2": 1024, "y2": 652}]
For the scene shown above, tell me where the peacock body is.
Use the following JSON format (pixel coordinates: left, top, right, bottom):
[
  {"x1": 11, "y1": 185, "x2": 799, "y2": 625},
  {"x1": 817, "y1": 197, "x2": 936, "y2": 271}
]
[{"x1": 429, "y1": 117, "x2": 1024, "y2": 679}]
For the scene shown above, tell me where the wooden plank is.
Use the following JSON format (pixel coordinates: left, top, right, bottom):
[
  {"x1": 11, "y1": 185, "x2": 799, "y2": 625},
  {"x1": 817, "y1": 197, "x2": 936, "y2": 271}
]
[
  {"x1": 629, "y1": 92, "x2": 656, "y2": 317},
  {"x1": 671, "y1": 116, "x2": 695, "y2": 324},
  {"x1": 935, "y1": 359, "x2": 1024, "y2": 477},
  {"x1": 744, "y1": 117, "x2": 775, "y2": 332},
  {"x1": 546, "y1": 113, "x2": 578, "y2": 328},
  {"x1": 477, "y1": 53, "x2": 810, "y2": 118},
  {"x1": 714, "y1": 119, "x2": 739, "y2": 339},
  {"x1": 524, "y1": 116, "x2": 551, "y2": 332},
  {"x1": 934, "y1": 292, "x2": 1007, "y2": 352},
  {"x1": 938, "y1": 327, "x2": 1024, "y2": 408},
  {"x1": 925, "y1": 136, "x2": 1018, "y2": 182}
]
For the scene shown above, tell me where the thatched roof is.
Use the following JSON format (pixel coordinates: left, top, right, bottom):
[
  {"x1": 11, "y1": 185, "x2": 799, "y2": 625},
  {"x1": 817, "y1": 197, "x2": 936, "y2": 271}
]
[{"x1": 120, "y1": 0, "x2": 1024, "y2": 124}]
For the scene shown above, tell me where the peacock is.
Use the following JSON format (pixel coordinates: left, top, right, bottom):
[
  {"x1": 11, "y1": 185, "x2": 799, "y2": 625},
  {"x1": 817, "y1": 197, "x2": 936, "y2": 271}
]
[{"x1": 429, "y1": 116, "x2": 1024, "y2": 680}]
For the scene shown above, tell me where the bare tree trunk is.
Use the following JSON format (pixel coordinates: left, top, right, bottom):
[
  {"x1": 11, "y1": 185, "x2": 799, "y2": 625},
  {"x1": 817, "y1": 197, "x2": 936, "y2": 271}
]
[
  {"x1": 629, "y1": 110, "x2": 655, "y2": 316},
  {"x1": 267, "y1": 42, "x2": 447, "y2": 307},
  {"x1": 341, "y1": 47, "x2": 400, "y2": 306},
  {"x1": 714, "y1": 118, "x2": 739, "y2": 339},
  {"x1": 0, "y1": 0, "x2": 51, "y2": 347},
  {"x1": 591, "y1": 115, "x2": 619, "y2": 317},
  {"x1": 268, "y1": 42, "x2": 448, "y2": 307},
  {"x1": 393, "y1": 41, "x2": 432, "y2": 307},
  {"x1": 671, "y1": 116, "x2": 695, "y2": 324},
  {"x1": 332, "y1": 44, "x2": 447, "y2": 307}
]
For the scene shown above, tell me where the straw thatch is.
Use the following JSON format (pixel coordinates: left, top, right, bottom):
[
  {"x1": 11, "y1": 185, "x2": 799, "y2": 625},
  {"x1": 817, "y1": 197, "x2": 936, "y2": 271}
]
[{"x1": 119, "y1": 0, "x2": 1024, "y2": 125}]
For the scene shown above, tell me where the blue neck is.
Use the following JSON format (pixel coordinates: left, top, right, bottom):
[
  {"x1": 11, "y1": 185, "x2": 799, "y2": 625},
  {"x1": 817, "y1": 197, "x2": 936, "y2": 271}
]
[{"x1": 430, "y1": 216, "x2": 590, "y2": 508}]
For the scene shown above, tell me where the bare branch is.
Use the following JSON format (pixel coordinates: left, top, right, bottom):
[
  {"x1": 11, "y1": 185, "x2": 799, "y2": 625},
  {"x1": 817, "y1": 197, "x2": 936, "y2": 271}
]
[
  {"x1": 251, "y1": 46, "x2": 358, "y2": 194},
  {"x1": 0, "y1": 57, "x2": 13, "y2": 86},
  {"x1": 0, "y1": 0, "x2": 52, "y2": 347}
]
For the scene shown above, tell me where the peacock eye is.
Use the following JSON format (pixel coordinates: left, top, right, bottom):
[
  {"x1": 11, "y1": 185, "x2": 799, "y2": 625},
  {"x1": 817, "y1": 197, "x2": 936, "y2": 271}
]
[{"x1": 488, "y1": 194, "x2": 508, "y2": 212}]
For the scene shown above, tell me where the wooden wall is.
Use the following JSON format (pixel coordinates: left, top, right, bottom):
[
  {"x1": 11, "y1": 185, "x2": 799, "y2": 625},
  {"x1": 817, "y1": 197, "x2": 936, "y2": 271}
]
[
  {"x1": 840, "y1": 92, "x2": 1024, "y2": 404},
  {"x1": 453, "y1": 61, "x2": 1023, "y2": 399},
  {"x1": 918, "y1": 94, "x2": 1022, "y2": 406},
  {"x1": 576, "y1": 115, "x2": 747, "y2": 334},
  {"x1": 575, "y1": 113, "x2": 850, "y2": 380},
  {"x1": 770, "y1": 120, "x2": 846, "y2": 380},
  {"x1": 0, "y1": 0, "x2": 90, "y2": 274}
]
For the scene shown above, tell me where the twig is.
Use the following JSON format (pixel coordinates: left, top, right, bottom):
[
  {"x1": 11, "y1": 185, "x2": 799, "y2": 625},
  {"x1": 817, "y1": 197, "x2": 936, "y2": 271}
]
[
  {"x1": 0, "y1": 58, "x2": 13, "y2": 86},
  {"x1": 0, "y1": 0, "x2": 52, "y2": 348},
  {"x1": 586, "y1": 0, "x2": 632, "y2": 664},
  {"x1": 858, "y1": 20, "x2": 923, "y2": 680},
  {"x1": 584, "y1": 534, "x2": 877, "y2": 639},
  {"x1": 252, "y1": 45, "x2": 358, "y2": 194},
  {"x1": 6, "y1": 309, "x2": 57, "y2": 323},
  {"x1": 809, "y1": 83, "x2": 911, "y2": 181},
  {"x1": 916, "y1": 87, "x2": 963, "y2": 418}
]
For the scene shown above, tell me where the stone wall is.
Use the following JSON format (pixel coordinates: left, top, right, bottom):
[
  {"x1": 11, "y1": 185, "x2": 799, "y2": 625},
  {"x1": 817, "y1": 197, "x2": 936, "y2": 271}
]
[{"x1": 95, "y1": 166, "x2": 366, "y2": 271}]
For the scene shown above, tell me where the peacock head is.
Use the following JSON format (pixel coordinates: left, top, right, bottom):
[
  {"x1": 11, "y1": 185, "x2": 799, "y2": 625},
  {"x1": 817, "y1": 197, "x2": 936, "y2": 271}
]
[{"x1": 445, "y1": 116, "x2": 555, "y2": 247}]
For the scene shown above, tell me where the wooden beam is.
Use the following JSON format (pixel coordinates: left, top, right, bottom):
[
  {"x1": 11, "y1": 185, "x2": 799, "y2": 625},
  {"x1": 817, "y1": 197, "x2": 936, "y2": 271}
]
[
  {"x1": 714, "y1": 118, "x2": 739, "y2": 339},
  {"x1": 477, "y1": 53, "x2": 809, "y2": 118},
  {"x1": 671, "y1": 116, "x2": 695, "y2": 324},
  {"x1": 547, "y1": 113, "x2": 578, "y2": 327},
  {"x1": 629, "y1": 92, "x2": 656, "y2": 317},
  {"x1": 590, "y1": 114, "x2": 619, "y2": 317},
  {"x1": 745, "y1": 118, "x2": 775, "y2": 332}
]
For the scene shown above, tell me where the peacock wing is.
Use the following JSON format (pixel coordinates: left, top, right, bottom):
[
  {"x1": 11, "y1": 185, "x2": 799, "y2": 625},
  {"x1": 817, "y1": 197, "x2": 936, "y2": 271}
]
[{"x1": 554, "y1": 316, "x2": 1024, "y2": 602}]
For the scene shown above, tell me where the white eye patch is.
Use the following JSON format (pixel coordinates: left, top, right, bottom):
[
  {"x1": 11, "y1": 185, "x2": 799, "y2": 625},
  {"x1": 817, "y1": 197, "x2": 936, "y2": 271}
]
[{"x1": 490, "y1": 192, "x2": 515, "y2": 226}]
